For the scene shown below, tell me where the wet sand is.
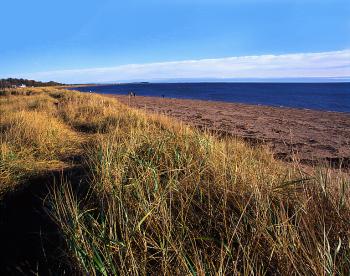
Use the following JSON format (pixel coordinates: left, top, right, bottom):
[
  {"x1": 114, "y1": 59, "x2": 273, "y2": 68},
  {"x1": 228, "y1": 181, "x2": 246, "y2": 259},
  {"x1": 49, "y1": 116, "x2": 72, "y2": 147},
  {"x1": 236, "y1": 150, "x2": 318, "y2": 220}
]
[{"x1": 111, "y1": 95, "x2": 350, "y2": 167}]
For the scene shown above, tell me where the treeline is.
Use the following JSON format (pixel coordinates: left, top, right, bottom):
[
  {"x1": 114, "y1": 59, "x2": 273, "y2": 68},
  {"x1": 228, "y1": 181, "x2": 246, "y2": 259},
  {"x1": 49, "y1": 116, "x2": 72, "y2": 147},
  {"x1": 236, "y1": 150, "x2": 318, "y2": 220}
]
[{"x1": 0, "y1": 78, "x2": 63, "y2": 89}]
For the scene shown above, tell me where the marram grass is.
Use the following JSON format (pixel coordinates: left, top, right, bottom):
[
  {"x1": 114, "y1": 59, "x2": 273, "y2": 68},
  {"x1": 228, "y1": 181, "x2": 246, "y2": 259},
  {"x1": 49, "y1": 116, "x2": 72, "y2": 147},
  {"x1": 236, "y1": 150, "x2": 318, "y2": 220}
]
[{"x1": 1, "y1": 87, "x2": 349, "y2": 275}]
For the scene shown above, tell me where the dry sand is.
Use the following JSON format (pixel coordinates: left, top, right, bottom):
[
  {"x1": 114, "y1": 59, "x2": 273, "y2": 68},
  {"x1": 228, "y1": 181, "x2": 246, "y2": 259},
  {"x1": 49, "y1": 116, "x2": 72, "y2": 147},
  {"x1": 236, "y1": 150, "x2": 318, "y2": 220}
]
[{"x1": 111, "y1": 95, "x2": 350, "y2": 168}]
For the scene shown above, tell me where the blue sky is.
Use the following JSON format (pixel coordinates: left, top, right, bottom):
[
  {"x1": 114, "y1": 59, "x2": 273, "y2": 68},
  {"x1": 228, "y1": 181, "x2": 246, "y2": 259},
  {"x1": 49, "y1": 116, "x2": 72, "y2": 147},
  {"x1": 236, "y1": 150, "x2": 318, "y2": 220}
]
[{"x1": 1, "y1": 0, "x2": 349, "y2": 83}]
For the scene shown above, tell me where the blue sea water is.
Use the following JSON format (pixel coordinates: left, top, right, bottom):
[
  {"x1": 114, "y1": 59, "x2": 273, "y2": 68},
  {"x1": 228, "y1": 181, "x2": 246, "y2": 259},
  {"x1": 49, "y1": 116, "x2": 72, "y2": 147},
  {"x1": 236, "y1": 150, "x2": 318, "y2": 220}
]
[{"x1": 72, "y1": 83, "x2": 350, "y2": 113}]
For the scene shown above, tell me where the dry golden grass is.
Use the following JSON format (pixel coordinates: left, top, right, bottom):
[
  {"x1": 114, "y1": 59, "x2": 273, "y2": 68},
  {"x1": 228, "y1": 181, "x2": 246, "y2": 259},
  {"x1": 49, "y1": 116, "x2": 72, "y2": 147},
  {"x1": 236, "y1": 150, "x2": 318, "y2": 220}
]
[
  {"x1": 0, "y1": 89, "x2": 81, "y2": 195},
  {"x1": 1, "y1": 87, "x2": 349, "y2": 275}
]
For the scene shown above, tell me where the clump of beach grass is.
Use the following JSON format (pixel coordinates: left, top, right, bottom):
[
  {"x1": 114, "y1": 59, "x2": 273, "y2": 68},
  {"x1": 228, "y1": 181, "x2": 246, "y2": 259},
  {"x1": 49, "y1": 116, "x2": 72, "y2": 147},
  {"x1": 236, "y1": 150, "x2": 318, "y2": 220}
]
[{"x1": 0, "y1": 89, "x2": 81, "y2": 195}]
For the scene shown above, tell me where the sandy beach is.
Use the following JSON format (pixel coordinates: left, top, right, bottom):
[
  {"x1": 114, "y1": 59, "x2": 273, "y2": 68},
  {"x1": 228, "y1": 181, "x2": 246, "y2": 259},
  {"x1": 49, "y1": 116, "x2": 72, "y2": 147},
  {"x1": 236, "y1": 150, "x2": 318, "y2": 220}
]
[{"x1": 111, "y1": 95, "x2": 350, "y2": 168}]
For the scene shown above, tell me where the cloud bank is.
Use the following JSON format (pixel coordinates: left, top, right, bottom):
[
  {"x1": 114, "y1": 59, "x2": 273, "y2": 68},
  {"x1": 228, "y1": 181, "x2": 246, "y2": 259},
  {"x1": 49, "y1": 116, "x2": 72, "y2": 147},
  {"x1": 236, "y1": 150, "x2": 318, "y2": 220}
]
[{"x1": 21, "y1": 49, "x2": 350, "y2": 83}]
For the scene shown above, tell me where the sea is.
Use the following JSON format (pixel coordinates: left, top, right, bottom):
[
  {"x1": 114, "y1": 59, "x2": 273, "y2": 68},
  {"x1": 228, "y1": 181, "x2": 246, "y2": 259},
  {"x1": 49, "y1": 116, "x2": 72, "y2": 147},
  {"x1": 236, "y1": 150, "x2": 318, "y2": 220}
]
[{"x1": 72, "y1": 82, "x2": 350, "y2": 113}]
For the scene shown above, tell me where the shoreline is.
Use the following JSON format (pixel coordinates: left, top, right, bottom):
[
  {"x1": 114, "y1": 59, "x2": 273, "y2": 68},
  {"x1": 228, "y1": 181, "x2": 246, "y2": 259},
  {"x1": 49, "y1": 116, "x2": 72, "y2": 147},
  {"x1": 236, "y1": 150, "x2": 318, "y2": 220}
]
[
  {"x1": 69, "y1": 84, "x2": 350, "y2": 114},
  {"x1": 106, "y1": 93, "x2": 350, "y2": 168}
]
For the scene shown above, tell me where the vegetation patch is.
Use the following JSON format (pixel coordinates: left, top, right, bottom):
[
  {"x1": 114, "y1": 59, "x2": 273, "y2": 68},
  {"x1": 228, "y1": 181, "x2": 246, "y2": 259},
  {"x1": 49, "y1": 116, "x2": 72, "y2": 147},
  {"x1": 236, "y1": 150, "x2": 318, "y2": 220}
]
[{"x1": 0, "y1": 87, "x2": 349, "y2": 274}]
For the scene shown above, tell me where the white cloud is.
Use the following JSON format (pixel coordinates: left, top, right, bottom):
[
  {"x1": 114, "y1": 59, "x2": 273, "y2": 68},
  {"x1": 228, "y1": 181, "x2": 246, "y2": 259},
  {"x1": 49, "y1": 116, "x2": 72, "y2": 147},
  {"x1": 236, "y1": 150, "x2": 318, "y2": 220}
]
[{"x1": 21, "y1": 49, "x2": 350, "y2": 83}]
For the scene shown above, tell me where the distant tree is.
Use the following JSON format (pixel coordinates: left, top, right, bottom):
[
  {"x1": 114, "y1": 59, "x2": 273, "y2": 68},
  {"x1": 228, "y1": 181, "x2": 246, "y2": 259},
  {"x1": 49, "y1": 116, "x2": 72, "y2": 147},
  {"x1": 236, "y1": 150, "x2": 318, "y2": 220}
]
[{"x1": 0, "y1": 78, "x2": 64, "y2": 89}]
